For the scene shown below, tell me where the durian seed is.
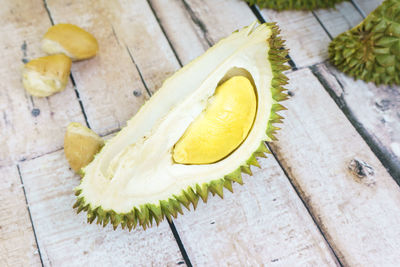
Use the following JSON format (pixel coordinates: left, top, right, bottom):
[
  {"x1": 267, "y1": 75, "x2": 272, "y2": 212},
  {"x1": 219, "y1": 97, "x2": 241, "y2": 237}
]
[
  {"x1": 64, "y1": 122, "x2": 104, "y2": 174},
  {"x1": 42, "y1": 23, "x2": 99, "y2": 61},
  {"x1": 22, "y1": 54, "x2": 71, "y2": 97}
]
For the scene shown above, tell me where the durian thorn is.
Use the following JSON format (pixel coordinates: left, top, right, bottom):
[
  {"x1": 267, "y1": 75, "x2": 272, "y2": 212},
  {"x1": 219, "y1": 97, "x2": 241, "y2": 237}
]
[
  {"x1": 240, "y1": 165, "x2": 252, "y2": 175},
  {"x1": 196, "y1": 184, "x2": 209, "y2": 203},
  {"x1": 170, "y1": 198, "x2": 183, "y2": 216},
  {"x1": 247, "y1": 155, "x2": 261, "y2": 168},
  {"x1": 183, "y1": 188, "x2": 199, "y2": 210},
  {"x1": 209, "y1": 180, "x2": 224, "y2": 199},
  {"x1": 223, "y1": 179, "x2": 234, "y2": 193},
  {"x1": 102, "y1": 214, "x2": 110, "y2": 227},
  {"x1": 148, "y1": 204, "x2": 163, "y2": 226},
  {"x1": 121, "y1": 218, "x2": 127, "y2": 230},
  {"x1": 225, "y1": 168, "x2": 244, "y2": 185},
  {"x1": 74, "y1": 189, "x2": 82, "y2": 196},
  {"x1": 272, "y1": 103, "x2": 287, "y2": 112},
  {"x1": 73, "y1": 197, "x2": 83, "y2": 209},
  {"x1": 137, "y1": 206, "x2": 148, "y2": 227},
  {"x1": 174, "y1": 193, "x2": 191, "y2": 211}
]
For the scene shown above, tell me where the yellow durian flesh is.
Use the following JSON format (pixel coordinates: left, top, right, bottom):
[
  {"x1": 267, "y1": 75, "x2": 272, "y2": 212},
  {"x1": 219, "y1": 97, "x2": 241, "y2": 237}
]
[
  {"x1": 42, "y1": 24, "x2": 98, "y2": 61},
  {"x1": 64, "y1": 122, "x2": 104, "y2": 174},
  {"x1": 22, "y1": 54, "x2": 72, "y2": 97},
  {"x1": 173, "y1": 76, "x2": 257, "y2": 164}
]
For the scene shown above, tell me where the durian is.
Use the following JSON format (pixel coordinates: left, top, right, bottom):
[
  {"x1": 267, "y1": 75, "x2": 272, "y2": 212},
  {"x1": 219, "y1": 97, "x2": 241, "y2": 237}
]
[
  {"x1": 22, "y1": 54, "x2": 71, "y2": 97},
  {"x1": 245, "y1": 0, "x2": 347, "y2": 11},
  {"x1": 42, "y1": 24, "x2": 99, "y2": 61},
  {"x1": 73, "y1": 22, "x2": 289, "y2": 230},
  {"x1": 64, "y1": 122, "x2": 104, "y2": 175},
  {"x1": 329, "y1": 0, "x2": 400, "y2": 85}
]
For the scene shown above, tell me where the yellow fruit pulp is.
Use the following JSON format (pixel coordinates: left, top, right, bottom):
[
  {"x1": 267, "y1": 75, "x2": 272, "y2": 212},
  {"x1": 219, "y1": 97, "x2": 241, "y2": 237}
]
[
  {"x1": 173, "y1": 76, "x2": 257, "y2": 164},
  {"x1": 43, "y1": 24, "x2": 98, "y2": 60}
]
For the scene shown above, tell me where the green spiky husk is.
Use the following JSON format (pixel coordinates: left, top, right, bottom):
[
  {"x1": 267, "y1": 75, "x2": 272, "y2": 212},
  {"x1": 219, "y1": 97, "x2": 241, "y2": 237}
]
[
  {"x1": 245, "y1": 0, "x2": 347, "y2": 11},
  {"x1": 329, "y1": 0, "x2": 400, "y2": 85},
  {"x1": 73, "y1": 23, "x2": 290, "y2": 231}
]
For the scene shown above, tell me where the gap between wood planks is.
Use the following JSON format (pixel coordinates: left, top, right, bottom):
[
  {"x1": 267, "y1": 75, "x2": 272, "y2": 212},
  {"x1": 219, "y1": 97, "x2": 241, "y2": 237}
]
[
  {"x1": 16, "y1": 165, "x2": 44, "y2": 267},
  {"x1": 43, "y1": 0, "x2": 91, "y2": 129}
]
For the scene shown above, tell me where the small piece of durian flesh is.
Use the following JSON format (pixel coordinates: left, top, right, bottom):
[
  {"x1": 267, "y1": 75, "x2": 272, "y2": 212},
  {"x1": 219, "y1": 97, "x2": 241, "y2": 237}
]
[
  {"x1": 64, "y1": 122, "x2": 104, "y2": 174},
  {"x1": 22, "y1": 54, "x2": 72, "y2": 97},
  {"x1": 173, "y1": 76, "x2": 257, "y2": 164},
  {"x1": 42, "y1": 24, "x2": 99, "y2": 61}
]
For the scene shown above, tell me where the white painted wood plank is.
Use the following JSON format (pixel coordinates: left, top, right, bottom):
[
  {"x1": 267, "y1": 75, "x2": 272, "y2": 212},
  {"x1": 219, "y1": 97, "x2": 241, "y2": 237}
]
[
  {"x1": 258, "y1": 7, "x2": 331, "y2": 67},
  {"x1": 0, "y1": 0, "x2": 85, "y2": 166},
  {"x1": 313, "y1": 2, "x2": 400, "y2": 177},
  {"x1": 45, "y1": 0, "x2": 180, "y2": 135},
  {"x1": 271, "y1": 68, "x2": 400, "y2": 266},
  {"x1": 149, "y1": 1, "x2": 339, "y2": 265},
  {"x1": 314, "y1": 2, "x2": 363, "y2": 38},
  {"x1": 315, "y1": 64, "x2": 400, "y2": 179},
  {"x1": 149, "y1": 0, "x2": 208, "y2": 65},
  {"x1": 19, "y1": 151, "x2": 184, "y2": 267},
  {"x1": 353, "y1": 0, "x2": 384, "y2": 16},
  {"x1": 184, "y1": 0, "x2": 256, "y2": 44},
  {"x1": 174, "y1": 157, "x2": 339, "y2": 266},
  {"x1": 0, "y1": 165, "x2": 41, "y2": 267}
]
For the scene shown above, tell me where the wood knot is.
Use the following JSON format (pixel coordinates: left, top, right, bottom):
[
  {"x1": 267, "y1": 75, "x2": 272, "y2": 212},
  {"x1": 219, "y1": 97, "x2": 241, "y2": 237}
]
[{"x1": 348, "y1": 158, "x2": 375, "y2": 186}]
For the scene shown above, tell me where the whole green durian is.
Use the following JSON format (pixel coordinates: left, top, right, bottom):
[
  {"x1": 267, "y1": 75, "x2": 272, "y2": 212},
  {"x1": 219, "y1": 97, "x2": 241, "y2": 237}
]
[
  {"x1": 329, "y1": 0, "x2": 400, "y2": 85},
  {"x1": 245, "y1": 0, "x2": 348, "y2": 11}
]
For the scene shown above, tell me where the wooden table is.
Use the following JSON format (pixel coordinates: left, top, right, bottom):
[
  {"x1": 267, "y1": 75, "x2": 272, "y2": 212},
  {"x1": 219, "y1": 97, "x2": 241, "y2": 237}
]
[{"x1": 1, "y1": 0, "x2": 399, "y2": 266}]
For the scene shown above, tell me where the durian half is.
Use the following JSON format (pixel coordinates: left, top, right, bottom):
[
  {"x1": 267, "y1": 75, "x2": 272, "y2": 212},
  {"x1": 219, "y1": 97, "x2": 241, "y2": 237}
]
[{"x1": 74, "y1": 22, "x2": 290, "y2": 230}]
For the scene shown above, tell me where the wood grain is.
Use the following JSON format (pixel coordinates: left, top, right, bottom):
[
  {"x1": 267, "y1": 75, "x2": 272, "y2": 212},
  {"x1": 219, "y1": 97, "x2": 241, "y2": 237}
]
[
  {"x1": 271, "y1": 68, "x2": 400, "y2": 266},
  {"x1": 183, "y1": 0, "x2": 256, "y2": 44},
  {"x1": 149, "y1": 0, "x2": 208, "y2": 65},
  {"x1": 314, "y1": 1, "x2": 363, "y2": 38},
  {"x1": 258, "y1": 7, "x2": 331, "y2": 67},
  {"x1": 45, "y1": 0, "x2": 180, "y2": 135},
  {"x1": 0, "y1": 165, "x2": 41, "y2": 267},
  {"x1": 314, "y1": 64, "x2": 400, "y2": 179},
  {"x1": 150, "y1": 1, "x2": 339, "y2": 265},
  {"x1": 0, "y1": 0, "x2": 85, "y2": 166},
  {"x1": 353, "y1": 0, "x2": 384, "y2": 16},
  {"x1": 19, "y1": 150, "x2": 185, "y2": 267},
  {"x1": 149, "y1": 0, "x2": 255, "y2": 64}
]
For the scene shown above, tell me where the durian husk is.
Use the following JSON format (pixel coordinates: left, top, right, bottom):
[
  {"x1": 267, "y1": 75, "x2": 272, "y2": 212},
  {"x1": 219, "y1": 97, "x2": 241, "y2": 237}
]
[
  {"x1": 329, "y1": 0, "x2": 400, "y2": 85},
  {"x1": 245, "y1": 0, "x2": 347, "y2": 11},
  {"x1": 73, "y1": 23, "x2": 290, "y2": 231}
]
